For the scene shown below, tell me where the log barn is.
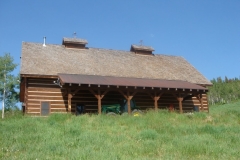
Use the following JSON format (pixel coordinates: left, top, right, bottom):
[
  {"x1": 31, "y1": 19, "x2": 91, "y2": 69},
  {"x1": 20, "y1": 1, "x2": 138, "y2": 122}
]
[{"x1": 20, "y1": 37, "x2": 212, "y2": 116}]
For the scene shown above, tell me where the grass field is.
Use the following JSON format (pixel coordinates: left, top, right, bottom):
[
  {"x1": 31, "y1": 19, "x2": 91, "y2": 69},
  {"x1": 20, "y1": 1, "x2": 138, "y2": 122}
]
[{"x1": 1, "y1": 101, "x2": 240, "y2": 160}]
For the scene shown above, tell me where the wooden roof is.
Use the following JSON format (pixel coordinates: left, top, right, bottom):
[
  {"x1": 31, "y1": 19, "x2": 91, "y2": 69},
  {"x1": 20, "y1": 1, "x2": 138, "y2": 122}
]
[{"x1": 20, "y1": 41, "x2": 212, "y2": 85}]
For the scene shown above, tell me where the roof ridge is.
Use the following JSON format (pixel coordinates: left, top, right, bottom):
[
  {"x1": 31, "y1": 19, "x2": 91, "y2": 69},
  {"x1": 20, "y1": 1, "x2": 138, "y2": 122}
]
[{"x1": 22, "y1": 42, "x2": 181, "y2": 57}]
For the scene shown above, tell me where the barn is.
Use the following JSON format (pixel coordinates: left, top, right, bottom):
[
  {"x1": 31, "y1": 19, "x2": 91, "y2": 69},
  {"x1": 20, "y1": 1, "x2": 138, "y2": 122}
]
[{"x1": 20, "y1": 37, "x2": 212, "y2": 116}]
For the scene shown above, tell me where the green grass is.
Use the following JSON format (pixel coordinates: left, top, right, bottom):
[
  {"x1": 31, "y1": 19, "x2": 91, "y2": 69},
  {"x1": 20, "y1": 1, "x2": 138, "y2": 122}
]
[{"x1": 1, "y1": 101, "x2": 240, "y2": 160}]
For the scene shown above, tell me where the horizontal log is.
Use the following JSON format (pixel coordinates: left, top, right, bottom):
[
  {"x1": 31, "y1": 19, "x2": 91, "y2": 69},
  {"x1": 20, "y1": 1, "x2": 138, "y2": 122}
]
[
  {"x1": 26, "y1": 112, "x2": 41, "y2": 115},
  {"x1": 51, "y1": 111, "x2": 68, "y2": 113},
  {"x1": 27, "y1": 107, "x2": 41, "y2": 110},
  {"x1": 28, "y1": 95, "x2": 63, "y2": 99},
  {"x1": 27, "y1": 92, "x2": 64, "y2": 96},
  {"x1": 51, "y1": 109, "x2": 67, "y2": 112},
  {"x1": 27, "y1": 109, "x2": 40, "y2": 112},
  {"x1": 28, "y1": 79, "x2": 56, "y2": 83},
  {"x1": 27, "y1": 100, "x2": 66, "y2": 104},
  {"x1": 51, "y1": 106, "x2": 68, "y2": 109},
  {"x1": 27, "y1": 96, "x2": 67, "y2": 100},
  {"x1": 27, "y1": 88, "x2": 65, "y2": 92},
  {"x1": 28, "y1": 84, "x2": 62, "y2": 89}
]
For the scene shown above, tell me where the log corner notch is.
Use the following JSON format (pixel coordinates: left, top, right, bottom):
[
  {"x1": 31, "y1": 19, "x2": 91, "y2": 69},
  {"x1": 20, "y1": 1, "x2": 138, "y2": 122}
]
[
  {"x1": 147, "y1": 91, "x2": 163, "y2": 111},
  {"x1": 118, "y1": 90, "x2": 137, "y2": 114},
  {"x1": 89, "y1": 89, "x2": 109, "y2": 115}
]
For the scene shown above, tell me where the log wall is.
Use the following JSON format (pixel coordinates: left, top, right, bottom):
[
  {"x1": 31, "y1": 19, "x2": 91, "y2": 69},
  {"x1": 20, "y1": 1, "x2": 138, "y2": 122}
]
[
  {"x1": 25, "y1": 78, "x2": 68, "y2": 115},
  {"x1": 23, "y1": 77, "x2": 209, "y2": 115}
]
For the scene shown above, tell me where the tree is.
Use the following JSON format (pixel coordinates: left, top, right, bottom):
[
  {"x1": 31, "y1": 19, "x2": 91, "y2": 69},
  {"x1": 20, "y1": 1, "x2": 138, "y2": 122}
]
[{"x1": 0, "y1": 53, "x2": 19, "y2": 114}]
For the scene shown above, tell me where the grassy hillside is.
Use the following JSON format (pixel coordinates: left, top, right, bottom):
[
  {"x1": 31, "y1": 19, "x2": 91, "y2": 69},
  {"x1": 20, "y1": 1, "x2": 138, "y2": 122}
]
[{"x1": 1, "y1": 101, "x2": 240, "y2": 160}]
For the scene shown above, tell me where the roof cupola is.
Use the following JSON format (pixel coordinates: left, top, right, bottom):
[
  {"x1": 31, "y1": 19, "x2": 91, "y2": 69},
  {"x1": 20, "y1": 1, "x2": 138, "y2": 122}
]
[
  {"x1": 130, "y1": 44, "x2": 154, "y2": 55},
  {"x1": 62, "y1": 37, "x2": 88, "y2": 49}
]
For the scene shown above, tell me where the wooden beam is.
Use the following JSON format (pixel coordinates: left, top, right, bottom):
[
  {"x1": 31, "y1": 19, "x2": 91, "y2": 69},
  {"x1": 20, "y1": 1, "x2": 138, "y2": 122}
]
[
  {"x1": 146, "y1": 92, "x2": 154, "y2": 100},
  {"x1": 100, "y1": 89, "x2": 109, "y2": 99},
  {"x1": 72, "y1": 89, "x2": 81, "y2": 95},
  {"x1": 20, "y1": 74, "x2": 58, "y2": 78},
  {"x1": 89, "y1": 89, "x2": 98, "y2": 99},
  {"x1": 118, "y1": 90, "x2": 128, "y2": 99}
]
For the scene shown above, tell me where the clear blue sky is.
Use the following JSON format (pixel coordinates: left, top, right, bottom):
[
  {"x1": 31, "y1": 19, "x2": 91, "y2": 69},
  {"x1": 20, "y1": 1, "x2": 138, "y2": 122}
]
[{"x1": 0, "y1": 0, "x2": 240, "y2": 81}]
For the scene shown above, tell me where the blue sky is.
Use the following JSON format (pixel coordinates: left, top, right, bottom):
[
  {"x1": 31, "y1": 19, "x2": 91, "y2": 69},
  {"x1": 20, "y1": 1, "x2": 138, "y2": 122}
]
[{"x1": 0, "y1": 0, "x2": 240, "y2": 81}]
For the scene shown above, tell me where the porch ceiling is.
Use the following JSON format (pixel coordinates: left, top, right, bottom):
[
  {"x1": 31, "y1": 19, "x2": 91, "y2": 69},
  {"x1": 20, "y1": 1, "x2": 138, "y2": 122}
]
[{"x1": 58, "y1": 73, "x2": 207, "y2": 91}]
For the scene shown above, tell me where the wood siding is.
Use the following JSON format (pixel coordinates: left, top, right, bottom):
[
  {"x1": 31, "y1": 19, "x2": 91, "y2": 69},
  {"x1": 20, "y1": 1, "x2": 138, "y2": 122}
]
[
  {"x1": 23, "y1": 77, "x2": 209, "y2": 115},
  {"x1": 25, "y1": 78, "x2": 68, "y2": 115}
]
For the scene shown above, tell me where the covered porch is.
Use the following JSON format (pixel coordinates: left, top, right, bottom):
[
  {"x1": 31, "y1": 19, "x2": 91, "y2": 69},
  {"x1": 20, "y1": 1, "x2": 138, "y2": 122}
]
[{"x1": 57, "y1": 73, "x2": 208, "y2": 115}]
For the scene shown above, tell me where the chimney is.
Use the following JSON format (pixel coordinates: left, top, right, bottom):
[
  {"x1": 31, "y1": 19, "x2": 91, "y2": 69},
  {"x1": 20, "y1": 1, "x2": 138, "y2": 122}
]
[
  {"x1": 43, "y1": 37, "x2": 46, "y2": 47},
  {"x1": 62, "y1": 37, "x2": 88, "y2": 49},
  {"x1": 130, "y1": 44, "x2": 154, "y2": 55}
]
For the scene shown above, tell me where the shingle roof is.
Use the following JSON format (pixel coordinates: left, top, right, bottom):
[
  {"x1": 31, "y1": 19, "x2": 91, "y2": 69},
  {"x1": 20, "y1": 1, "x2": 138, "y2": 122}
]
[{"x1": 20, "y1": 42, "x2": 212, "y2": 85}]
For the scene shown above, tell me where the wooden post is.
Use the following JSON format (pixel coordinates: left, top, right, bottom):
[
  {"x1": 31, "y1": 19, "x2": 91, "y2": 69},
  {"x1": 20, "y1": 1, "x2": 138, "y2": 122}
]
[
  {"x1": 147, "y1": 92, "x2": 162, "y2": 111},
  {"x1": 172, "y1": 93, "x2": 184, "y2": 114},
  {"x1": 89, "y1": 89, "x2": 109, "y2": 115},
  {"x1": 127, "y1": 91, "x2": 133, "y2": 114},
  {"x1": 118, "y1": 90, "x2": 137, "y2": 115},
  {"x1": 98, "y1": 90, "x2": 101, "y2": 114},
  {"x1": 178, "y1": 97, "x2": 183, "y2": 114},
  {"x1": 154, "y1": 92, "x2": 163, "y2": 111},
  {"x1": 68, "y1": 88, "x2": 72, "y2": 113},
  {"x1": 127, "y1": 98, "x2": 131, "y2": 114},
  {"x1": 154, "y1": 97, "x2": 158, "y2": 111}
]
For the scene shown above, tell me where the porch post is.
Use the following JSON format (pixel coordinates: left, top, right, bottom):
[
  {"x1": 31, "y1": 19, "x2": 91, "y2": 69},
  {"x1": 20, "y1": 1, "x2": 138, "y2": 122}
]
[
  {"x1": 154, "y1": 97, "x2": 158, "y2": 111},
  {"x1": 178, "y1": 97, "x2": 183, "y2": 114},
  {"x1": 147, "y1": 92, "x2": 163, "y2": 111},
  {"x1": 68, "y1": 88, "x2": 73, "y2": 113},
  {"x1": 154, "y1": 92, "x2": 163, "y2": 111},
  {"x1": 118, "y1": 90, "x2": 136, "y2": 115},
  {"x1": 98, "y1": 90, "x2": 101, "y2": 114},
  {"x1": 89, "y1": 89, "x2": 109, "y2": 115},
  {"x1": 127, "y1": 98, "x2": 131, "y2": 114}
]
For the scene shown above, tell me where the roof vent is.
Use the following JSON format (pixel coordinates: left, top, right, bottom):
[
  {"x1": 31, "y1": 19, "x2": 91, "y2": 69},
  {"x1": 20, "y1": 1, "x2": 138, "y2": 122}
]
[
  {"x1": 130, "y1": 44, "x2": 154, "y2": 55},
  {"x1": 62, "y1": 37, "x2": 88, "y2": 49},
  {"x1": 43, "y1": 37, "x2": 46, "y2": 47}
]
